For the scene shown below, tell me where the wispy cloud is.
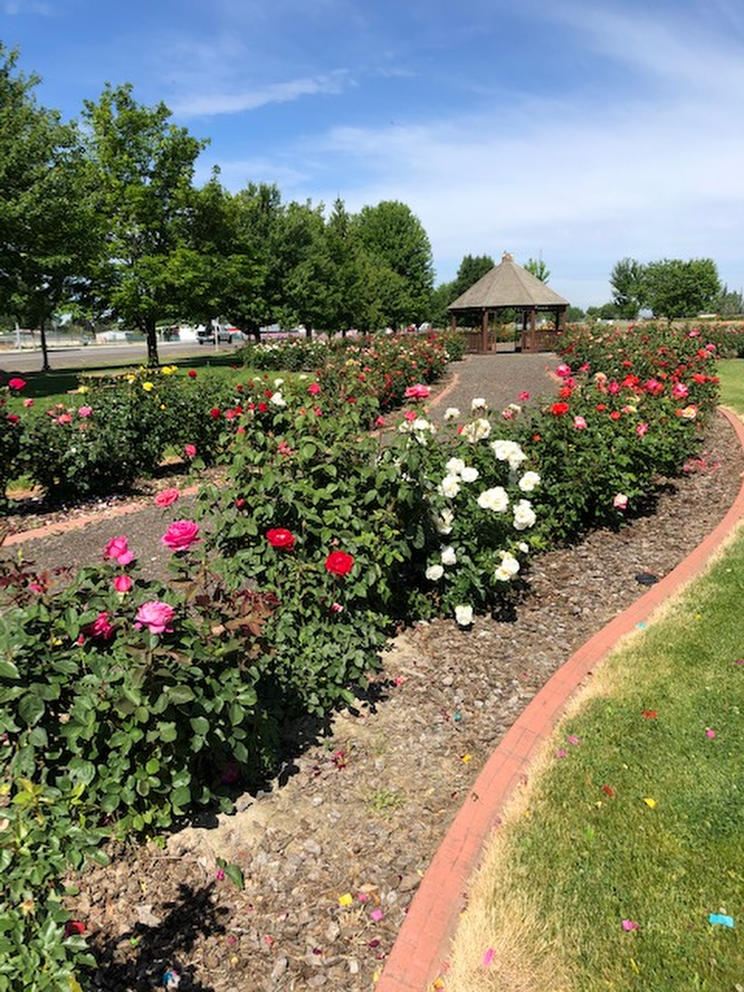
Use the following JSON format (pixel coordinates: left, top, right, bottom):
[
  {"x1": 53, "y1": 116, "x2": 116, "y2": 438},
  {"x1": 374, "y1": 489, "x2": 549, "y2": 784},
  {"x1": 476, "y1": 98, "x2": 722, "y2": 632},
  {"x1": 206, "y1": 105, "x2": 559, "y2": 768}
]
[
  {"x1": 171, "y1": 69, "x2": 351, "y2": 117},
  {"x1": 4, "y1": 0, "x2": 53, "y2": 14}
]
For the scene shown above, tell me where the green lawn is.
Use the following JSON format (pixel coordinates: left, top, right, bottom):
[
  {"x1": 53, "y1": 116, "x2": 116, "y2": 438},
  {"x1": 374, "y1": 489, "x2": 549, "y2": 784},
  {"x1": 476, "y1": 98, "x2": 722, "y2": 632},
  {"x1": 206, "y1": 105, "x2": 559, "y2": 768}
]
[{"x1": 446, "y1": 361, "x2": 744, "y2": 992}]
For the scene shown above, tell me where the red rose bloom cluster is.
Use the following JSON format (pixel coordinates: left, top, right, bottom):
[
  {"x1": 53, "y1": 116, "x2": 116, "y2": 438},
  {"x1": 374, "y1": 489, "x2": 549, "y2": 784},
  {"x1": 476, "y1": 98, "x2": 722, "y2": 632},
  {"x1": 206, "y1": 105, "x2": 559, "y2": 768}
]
[
  {"x1": 550, "y1": 401, "x2": 570, "y2": 416},
  {"x1": 266, "y1": 528, "x2": 296, "y2": 550},
  {"x1": 325, "y1": 551, "x2": 354, "y2": 576}
]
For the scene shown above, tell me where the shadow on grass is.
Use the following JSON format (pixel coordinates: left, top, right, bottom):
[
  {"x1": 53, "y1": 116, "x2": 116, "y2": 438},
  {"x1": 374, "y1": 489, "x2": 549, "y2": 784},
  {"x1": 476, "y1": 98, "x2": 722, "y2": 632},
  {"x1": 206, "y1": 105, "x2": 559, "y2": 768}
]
[{"x1": 89, "y1": 882, "x2": 227, "y2": 992}]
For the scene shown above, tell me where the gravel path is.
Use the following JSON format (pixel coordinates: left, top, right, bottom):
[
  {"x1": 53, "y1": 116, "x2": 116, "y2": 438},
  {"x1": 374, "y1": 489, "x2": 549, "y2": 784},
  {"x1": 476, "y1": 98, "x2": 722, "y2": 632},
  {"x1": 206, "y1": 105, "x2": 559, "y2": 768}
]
[{"x1": 4, "y1": 356, "x2": 742, "y2": 992}]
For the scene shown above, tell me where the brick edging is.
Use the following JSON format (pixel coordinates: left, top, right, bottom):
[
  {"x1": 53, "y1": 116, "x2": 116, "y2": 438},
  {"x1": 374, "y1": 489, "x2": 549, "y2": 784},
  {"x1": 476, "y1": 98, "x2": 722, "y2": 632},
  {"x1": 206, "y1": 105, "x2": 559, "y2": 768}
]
[{"x1": 377, "y1": 406, "x2": 744, "y2": 991}]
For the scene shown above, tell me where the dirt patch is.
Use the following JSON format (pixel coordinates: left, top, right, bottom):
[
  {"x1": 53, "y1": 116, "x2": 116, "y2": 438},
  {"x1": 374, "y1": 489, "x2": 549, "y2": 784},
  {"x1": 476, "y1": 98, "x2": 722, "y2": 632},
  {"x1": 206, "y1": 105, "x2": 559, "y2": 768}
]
[{"x1": 46, "y1": 411, "x2": 744, "y2": 992}]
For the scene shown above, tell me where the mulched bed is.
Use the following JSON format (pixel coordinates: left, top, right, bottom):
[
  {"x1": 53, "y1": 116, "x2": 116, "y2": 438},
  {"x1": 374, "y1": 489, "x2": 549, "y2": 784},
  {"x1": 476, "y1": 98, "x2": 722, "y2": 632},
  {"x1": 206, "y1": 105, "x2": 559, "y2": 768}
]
[{"x1": 42, "y1": 410, "x2": 741, "y2": 992}]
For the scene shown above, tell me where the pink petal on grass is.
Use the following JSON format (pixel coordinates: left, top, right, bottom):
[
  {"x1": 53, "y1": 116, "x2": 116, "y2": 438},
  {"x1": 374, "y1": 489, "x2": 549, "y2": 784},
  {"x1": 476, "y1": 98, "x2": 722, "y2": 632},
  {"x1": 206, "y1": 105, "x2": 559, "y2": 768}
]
[
  {"x1": 555, "y1": 748, "x2": 567, "y2": 759},
  {"x1": 622, "y1": 919, "x2": 641, "y2": 931},
  {"x1": 567, "y1": 734, "x2": 582, "y2": 745},
  {"x1": 705, "y1": 728, "x2": 716, "y2": 738},
  {"x1": 482, "y1": 948, "x2": 495, "y2": 967},
  {"x1": 370, "y1": 908, "x2": 384, "y2": 922}
]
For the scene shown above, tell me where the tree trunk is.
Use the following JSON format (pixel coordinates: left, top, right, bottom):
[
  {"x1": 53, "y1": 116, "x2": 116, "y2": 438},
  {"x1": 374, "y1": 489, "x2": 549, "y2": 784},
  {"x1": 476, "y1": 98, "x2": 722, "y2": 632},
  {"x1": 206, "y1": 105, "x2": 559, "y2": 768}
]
[
  {"x1": 145, "y1": 317, "x2": 159, "y2": 366},
  {"x1": 39, "y1": 318, "x2": 50, "y2": 372}
]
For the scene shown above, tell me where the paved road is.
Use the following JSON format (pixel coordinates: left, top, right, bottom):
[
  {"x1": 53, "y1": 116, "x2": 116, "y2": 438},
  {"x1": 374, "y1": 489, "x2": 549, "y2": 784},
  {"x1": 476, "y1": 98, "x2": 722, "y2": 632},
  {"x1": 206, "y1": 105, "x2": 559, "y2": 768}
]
[{"x1": 0, "y1": 340, "x2": 244, "y2": 373}]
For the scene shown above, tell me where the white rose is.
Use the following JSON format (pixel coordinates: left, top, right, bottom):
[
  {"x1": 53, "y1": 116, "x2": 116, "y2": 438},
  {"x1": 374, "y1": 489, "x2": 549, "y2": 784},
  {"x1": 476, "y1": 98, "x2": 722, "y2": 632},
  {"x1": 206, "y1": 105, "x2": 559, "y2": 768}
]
[
  {"x1": 274, "y1": 377, "x2": 284, "y2": 386},
  {"x1": 435, "y1": 509, "x2": 454, "y2": 534},
  {"x1": 518, "y1": 541, "x2": 529, "y2": 553},
  {"x1": 425, "y1": 563, "x2": 445, "y2": 581},
  {"x1": 513, "y1": 499, "x2": 537, "y2": 530},
  {"x1": 413, "y1": 417, "x2": 434, "y2": 433},
  {"x1": 460, "y1": 466, "x2": 479, "y2": 483},
  {"x1": 270, "y1": 391, "x2": 286, "y2": 407},
  {"x1": 440, "y1": 545, "x2": 457, "y2": 566},
  {"x1": 490, "y1": 439, "x2": 518, "y2": 461},
  {"x1": 471, "y1": 397, "x2": 487, "y2": 412},
  {"x1": 477, "y1": 487, "x2": 509, "y2": 513},
  {"x1": 499, "y1": 552, "x2": 520, "y2": 575},
  {"x1": 494, "y1": 564, "x2": 514, "y2": 582},
  {"x1": 445, "y1": 457, "x2": 466, "y2": 476},
  {"x1": 519, "y1": 471, "x2": 541, "y2": 492},
  {"x1": 439, "y1": 475, "x2": 461, "y2": 498},
  {"x1": 444, "y1": 407, "x2": 460, "y2": 421},
  {"x1": 462, "y1": 418, "x2": 492, "y2": 443},
  {"x1": 455, "y1": 604, "x2": 474, "y2": 626}
]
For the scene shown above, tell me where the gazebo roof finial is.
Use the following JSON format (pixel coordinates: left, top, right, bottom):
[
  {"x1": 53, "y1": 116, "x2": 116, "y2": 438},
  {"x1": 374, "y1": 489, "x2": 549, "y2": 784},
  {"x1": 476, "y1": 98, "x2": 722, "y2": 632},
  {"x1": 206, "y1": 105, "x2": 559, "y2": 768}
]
[{"x1": 502, "y1": 251, "x2": 514, "y2": 262}]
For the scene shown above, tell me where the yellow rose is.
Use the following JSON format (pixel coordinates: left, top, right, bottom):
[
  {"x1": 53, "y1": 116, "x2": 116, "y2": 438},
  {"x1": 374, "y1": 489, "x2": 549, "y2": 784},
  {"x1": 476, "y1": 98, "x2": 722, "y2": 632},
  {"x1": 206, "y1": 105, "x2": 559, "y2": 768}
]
[{"x1": 142, "y1": 381, "x2": 154, "y2": 391}]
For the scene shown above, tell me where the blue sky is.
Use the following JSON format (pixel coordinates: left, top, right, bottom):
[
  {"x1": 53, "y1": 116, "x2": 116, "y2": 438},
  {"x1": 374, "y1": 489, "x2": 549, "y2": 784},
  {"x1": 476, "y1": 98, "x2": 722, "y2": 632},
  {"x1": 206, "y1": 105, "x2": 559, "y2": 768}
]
[{"x1": 4, "y1": 0, "x2": 744, "y2": 307}]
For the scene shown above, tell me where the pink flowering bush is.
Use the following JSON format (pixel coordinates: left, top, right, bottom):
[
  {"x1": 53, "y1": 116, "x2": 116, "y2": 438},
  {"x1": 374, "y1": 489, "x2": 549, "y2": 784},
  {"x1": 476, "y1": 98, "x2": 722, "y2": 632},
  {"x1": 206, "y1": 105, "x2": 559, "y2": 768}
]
[{"x1": 0, "y1": 536, "x2": 286, "y2": 835}]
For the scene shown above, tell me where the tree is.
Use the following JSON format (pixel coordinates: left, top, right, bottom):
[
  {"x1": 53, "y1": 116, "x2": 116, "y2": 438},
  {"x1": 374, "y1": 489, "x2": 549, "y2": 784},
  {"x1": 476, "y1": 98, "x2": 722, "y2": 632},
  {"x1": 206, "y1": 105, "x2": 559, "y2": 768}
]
[
  {"x1": 430, "y1": 280, "x2": 457, "y2": 327},
  {"x1": 0, "y1": 45, "x2": 99, "y2": 370},
  {"x1": 524, "y1": 257, "x2": 550, "y2": 283},
  {"x1": 610, "y1": 257, "x2": 646, "y2": 319},
  {"x1": 566, "y1": 305, "x2": 586, "y2": 322},
  {"x1": 82, "y1": 83, "x2": 207, "y2": 365},
  {"x1": 451, "y1": 254, "x2": 495, "y2": 300},
  {"x1": 352, "y1": 201, "x2": 434, "y2": 327},
  {"x1": 644, "y1": 258, "x2": 721, "y2": 318},
  {"x1": 715, "y1": 284, "x2": 744, "y2": 317}
]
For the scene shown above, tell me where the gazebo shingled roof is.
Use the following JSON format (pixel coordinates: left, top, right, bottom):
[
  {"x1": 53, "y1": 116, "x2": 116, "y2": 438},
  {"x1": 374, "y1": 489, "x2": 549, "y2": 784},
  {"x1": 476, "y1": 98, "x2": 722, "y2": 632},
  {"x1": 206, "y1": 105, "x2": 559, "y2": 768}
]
[
  {"x1": 447, "y1": 251, "x2": 569, "y2": 354},
  {"x1": 448, "y1": 252, "x2": 569, "y2": 311}
]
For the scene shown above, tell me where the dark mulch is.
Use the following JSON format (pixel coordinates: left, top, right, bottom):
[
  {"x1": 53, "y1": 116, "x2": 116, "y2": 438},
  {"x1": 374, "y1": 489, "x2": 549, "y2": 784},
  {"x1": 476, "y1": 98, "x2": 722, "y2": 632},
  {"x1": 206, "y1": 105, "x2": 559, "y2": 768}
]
[{"x1": 3, "y1": 361, "x2": 742, "y2": 992}]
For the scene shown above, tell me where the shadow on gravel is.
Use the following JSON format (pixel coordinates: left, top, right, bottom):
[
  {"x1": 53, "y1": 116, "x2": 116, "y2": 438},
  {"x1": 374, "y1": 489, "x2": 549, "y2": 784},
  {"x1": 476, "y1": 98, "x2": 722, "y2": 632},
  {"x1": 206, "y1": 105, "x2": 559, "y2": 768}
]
[{"x1": 90, "y1": 882, "x2": 227, "y2": 992}]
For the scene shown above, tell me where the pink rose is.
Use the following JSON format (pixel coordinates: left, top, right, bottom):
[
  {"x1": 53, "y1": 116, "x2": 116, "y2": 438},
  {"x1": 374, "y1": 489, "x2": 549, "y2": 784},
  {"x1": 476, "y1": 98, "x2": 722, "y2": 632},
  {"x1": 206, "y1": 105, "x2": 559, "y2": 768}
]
[
  {"x1": 57, "y1": 413, "x2": 72, "y2": 424},
  {"x1": 672, "y1": 382, "x2": 689, "y2": 400},
  {"x1": 78, "y1": 406, "x2": 93, "y2": 418},
  {"x1": 555, "y1": 363, "x2": 572, "y2": 378},
  {"x1": 161, "y1": 519, "x2": 201, "y2": 552},
  {"x1": 104, "y1": 536, "x2": 135, "y2": 566},
  {"x1": 573, "y1": 416, "x2": 587, "y2": 430},
  {"x1": 134, "y1": 600, "x2": 175, "y2": 635},
  {"x1": 84, "y1": 611, "x2": 115, "y2": 641},
  {"x1": 613, "y1": 493, "x2": 628, "y2": 510},
  {"x1": 8, "y1": 377, "x2": 26, "y2": 390},
  {"x1": 404, "y1": 383, "x2": 430, "y2": 400},
  {"x1": 307, "y1": 382, "x2": 321, "y2": 395},
  {"x1": 155, "y1": 488, "x2": 180, "y2": 508},
  {"x1": 113, "y1": 574, "x2": 132, "y2": 593},
  {"x1": 636, "y1": 422, "x2": 649, "y2": 437},
  {"x1": 23, "y1": 398, "x2": 34, "y2": 408},
  {"x1": 518, "y1": 391, "x2": 530, "y2": 401},
  {"x1": 184, "y1": 444, "x2": 197, "y2": 458}
]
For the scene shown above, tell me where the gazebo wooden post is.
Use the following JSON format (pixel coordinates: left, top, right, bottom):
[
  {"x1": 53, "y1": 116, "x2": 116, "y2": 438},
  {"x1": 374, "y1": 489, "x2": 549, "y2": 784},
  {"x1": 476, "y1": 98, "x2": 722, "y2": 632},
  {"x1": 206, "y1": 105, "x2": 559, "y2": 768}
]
[
  {"x1": 529, "y1": 307, "x2": 537, "y2": 352},
  {"x1": 481, "y1": 308, "x2": 489, "y2": 353},
  {"x1": 520, "y1": 309, "x2": 528, "y2": 351},
  {"x1": 450, "y1": 313, "x2": 457, "y2": 333}
]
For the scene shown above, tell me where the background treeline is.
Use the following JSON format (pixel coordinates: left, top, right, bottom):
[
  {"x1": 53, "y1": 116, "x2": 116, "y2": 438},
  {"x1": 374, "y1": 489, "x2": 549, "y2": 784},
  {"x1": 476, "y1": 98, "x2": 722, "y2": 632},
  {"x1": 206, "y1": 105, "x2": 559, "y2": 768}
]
[{"x1": 0, "y1": 45, "x2": 435, "y2": 365}]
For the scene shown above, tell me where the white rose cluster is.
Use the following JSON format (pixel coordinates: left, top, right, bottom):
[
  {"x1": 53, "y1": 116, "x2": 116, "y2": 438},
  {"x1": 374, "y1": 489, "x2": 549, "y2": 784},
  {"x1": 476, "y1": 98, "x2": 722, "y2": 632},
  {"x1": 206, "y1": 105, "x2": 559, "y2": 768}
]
[
  {"x1": 425, "y1": 563, "x2": 444, "y2": 581},
  {"x1": 440, "y1": 545, "x2": 457, "y2": 565},
  {"x1": 435, "y1": 508, "x2": 454, "y2": 534},
  {"x1": 494, "y1": 550, "x2": 520, "y2": 582},
  {"x1": 513, "y1": 499, "x2": 536, "y2": 530},
  {"x1": 443, "y1": 407, "x2": 460, "y2": 421},
  {"x1": 269, "y1": 391, "x2": 286, "y2": 407},
  {"x1": 477, "y1": 486, "x2": 509, "y2": 513},
  {"x1": 490, "y1": 439, "x2": 527, "y2": 471},
  {"x1": 461, "y1": 418, "x2": 492, "y2": 443},
  {"x1": 445, "y1": 458, "x2": 479, "y2": 483},
  {"x1": 398, "y1": 417, "x2": 436, "y2": 444},
  {"x1": 455, "y1": 604, "x2": 474, "y2": 627},
  {"x1": 438, "y1": 475, "x2": 460, "y2": 498},
  {"x1": 518, "y1": 470, "x2": 541, "y2": 492}
]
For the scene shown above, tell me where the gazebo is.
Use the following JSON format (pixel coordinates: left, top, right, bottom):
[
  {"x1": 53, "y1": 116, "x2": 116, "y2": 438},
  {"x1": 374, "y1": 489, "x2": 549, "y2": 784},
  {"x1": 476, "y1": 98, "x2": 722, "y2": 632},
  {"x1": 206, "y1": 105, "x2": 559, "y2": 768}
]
[{"x1": 447, "y1": 252, "x2": 570, "y2": 353}]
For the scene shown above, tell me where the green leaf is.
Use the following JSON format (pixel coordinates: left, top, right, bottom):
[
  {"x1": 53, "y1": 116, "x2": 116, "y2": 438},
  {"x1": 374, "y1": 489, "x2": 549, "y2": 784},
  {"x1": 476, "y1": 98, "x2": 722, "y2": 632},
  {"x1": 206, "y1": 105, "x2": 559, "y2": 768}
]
[
  {"x1": 166, "y1": 685, "x2": 195, "y2": 705},
  {"x1": 224, "y1": 862, "x2": 244, "y2": 890},
  {"x1": 0, "y1": 658, "x2": 19, "y2": 679},
  {"x1": 18, "y1": 693, "x2": 44, "y2": 726},
  {"x1": 159, "y1": 722, "x2": 178, "y2": 742},
  {"x1": 172, "y1": 784, "x2": 191, "y2": 809},
  {"x1": 189, "y1": 716, "x2": 209, "y2": 736}
]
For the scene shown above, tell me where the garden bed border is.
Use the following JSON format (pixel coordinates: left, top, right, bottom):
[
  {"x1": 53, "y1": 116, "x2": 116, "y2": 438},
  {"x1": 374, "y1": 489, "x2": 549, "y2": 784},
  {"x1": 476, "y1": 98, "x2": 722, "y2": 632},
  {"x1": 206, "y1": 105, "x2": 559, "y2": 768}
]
[{"x1": 377, "y1": 406, "x2": 744, "y2": 992}]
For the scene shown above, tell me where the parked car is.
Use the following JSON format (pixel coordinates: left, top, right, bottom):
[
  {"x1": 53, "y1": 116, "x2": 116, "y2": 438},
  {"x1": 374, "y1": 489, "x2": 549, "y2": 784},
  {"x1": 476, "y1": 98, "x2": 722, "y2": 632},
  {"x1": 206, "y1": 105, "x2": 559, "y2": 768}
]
[{"x1": 197, "y1": 326, "x2": 246, "y2": 344}]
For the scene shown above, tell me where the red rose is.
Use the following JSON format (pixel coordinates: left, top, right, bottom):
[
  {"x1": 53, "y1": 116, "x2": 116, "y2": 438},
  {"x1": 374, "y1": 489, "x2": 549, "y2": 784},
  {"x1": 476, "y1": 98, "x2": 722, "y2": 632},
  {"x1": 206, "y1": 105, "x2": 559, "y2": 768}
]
[
  {"x1": 266, "y1": 528, "x2": 296, "y2": 550},
  {"x1": 258, "y1": 402, "x2": 268, "y2": 413},
  {"x1": 325, "y1": 551, "x2": 354, "y2": 576},
  {"x1": 188, "y1": 369, "x2": 197, "y2": 378},
  {"x1": 596, "y1": 403, "x2": 606, "y2": 412},
  {"x1": 8, "y1": 377, "x2": 26, "y2": 390},
  {"x1": 550, "y1": 401, "x2": 570, "y2": 416},
  {"x1": 210, "y1": 407, "x2": 221, "y2": 419},
  {"x1": 609, "y1": 410, "x2": 621, "y2": 421}
]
